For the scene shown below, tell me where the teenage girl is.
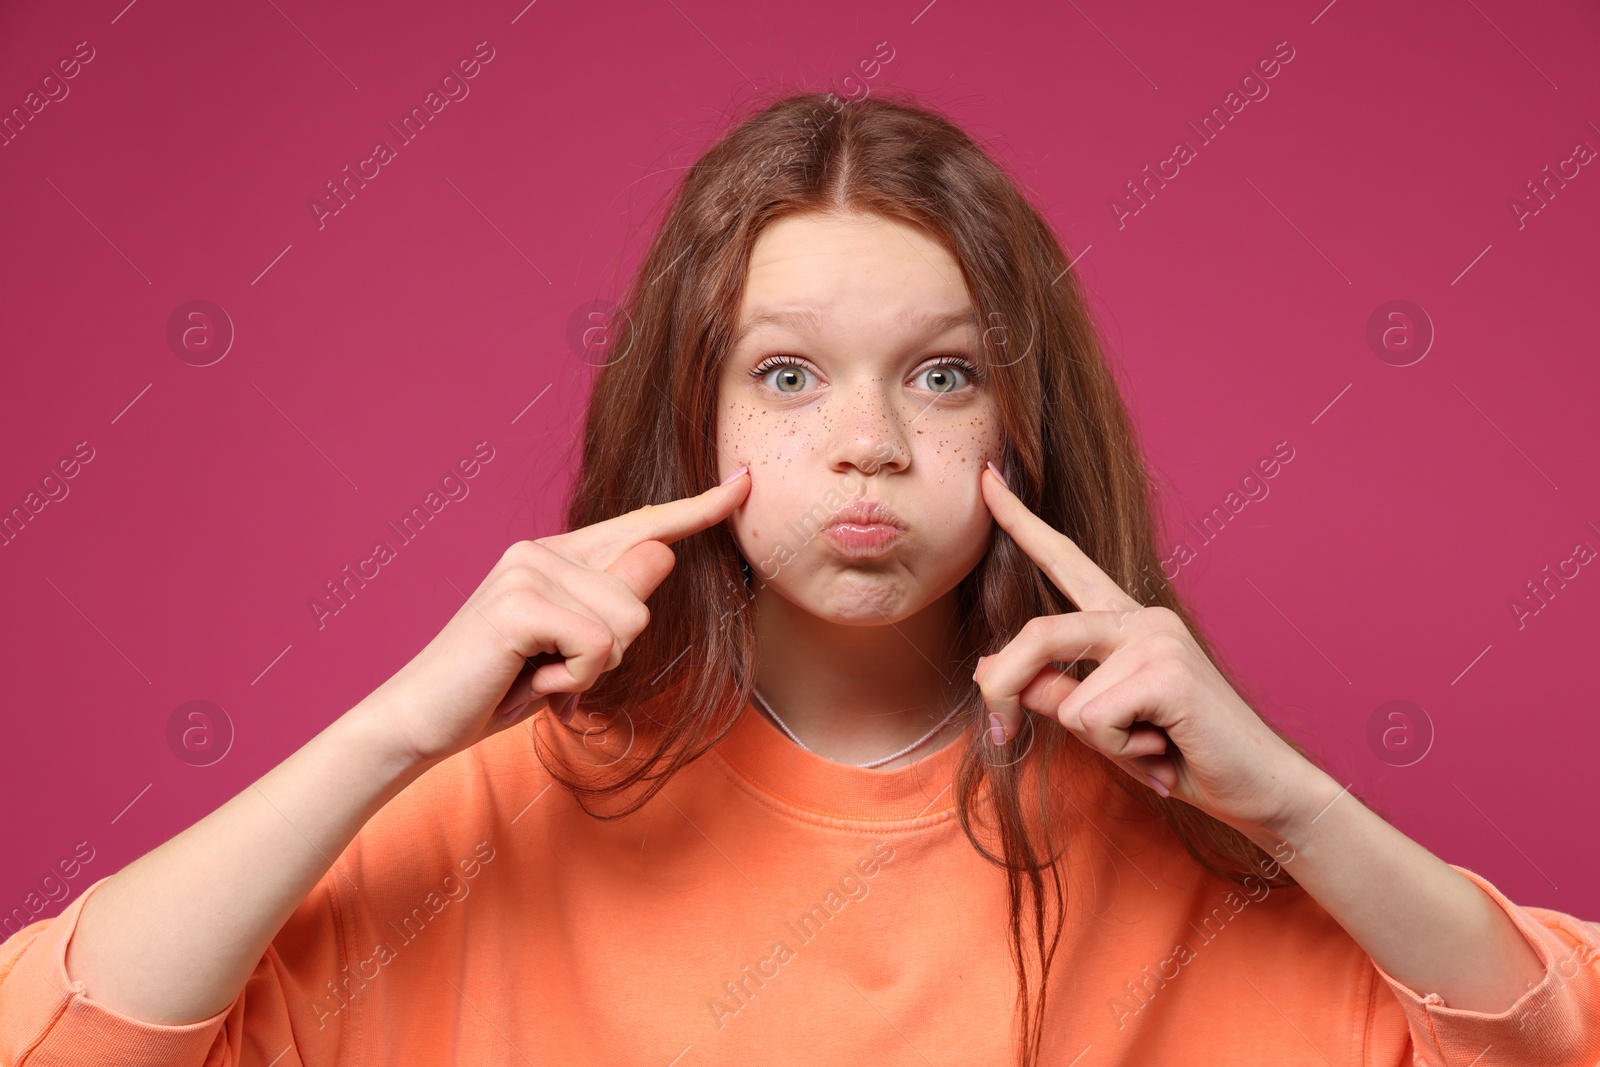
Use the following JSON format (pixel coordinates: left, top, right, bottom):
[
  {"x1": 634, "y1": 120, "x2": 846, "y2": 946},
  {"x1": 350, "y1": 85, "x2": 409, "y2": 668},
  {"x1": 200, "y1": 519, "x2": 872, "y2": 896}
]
[{"x1": 3, "y1": 91, "x2": 1597, "y2": 1067}]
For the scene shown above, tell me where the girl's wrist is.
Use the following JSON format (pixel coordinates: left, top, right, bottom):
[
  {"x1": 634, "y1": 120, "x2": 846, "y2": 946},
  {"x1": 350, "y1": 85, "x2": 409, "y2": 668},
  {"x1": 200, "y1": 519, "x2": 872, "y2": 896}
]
[
  {"x1": 337, "y1": 696, "x2": 449, "y2": 794},
  {"x1": 1236, "y1": 759, "x2": 1344, "y2": 855}
]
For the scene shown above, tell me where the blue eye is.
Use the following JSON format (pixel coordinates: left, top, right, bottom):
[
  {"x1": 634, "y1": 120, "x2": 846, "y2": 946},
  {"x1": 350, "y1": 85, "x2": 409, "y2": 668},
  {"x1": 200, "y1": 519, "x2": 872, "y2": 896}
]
[
  {"x1": 747, "y1": 356, "x2": 985, "y2": 395},
  {"x1": 750, "y1": 356, "x2": 814, "y2": 393},
  {"x1": 916, "y1": 359, "x2": 981, "y2": 393}
]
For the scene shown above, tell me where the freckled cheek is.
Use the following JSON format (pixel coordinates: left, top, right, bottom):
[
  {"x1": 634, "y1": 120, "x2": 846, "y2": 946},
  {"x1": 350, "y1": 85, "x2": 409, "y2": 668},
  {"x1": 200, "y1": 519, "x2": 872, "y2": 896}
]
[
  {"x1": 718, "y1": 409, "x2": 819, "y2": 471},
  {"x1": 916, "y1": 421, "x2": 1004, "y2": 480},
  {"x1": 718, "y1": 403, "x2": 800, "y2": 551},
  {"x1": 912, "y1": 417, "x2": 1001, "y2": 550}
]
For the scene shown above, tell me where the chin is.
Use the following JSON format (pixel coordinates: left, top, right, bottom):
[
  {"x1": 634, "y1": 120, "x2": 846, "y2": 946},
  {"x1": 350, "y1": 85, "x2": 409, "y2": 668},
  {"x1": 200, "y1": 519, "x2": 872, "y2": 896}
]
[{"x1": 778, "y1": 562, "x2": 960, "y2": 626}]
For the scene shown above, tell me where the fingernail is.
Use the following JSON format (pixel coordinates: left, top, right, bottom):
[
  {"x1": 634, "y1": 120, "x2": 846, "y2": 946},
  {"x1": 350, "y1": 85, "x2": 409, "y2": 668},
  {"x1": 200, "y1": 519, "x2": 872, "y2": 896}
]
[
  {"x1": 557, "y1": 693, "x2": 579, "y2": 725},
  {"x1": 502, "y1": 700, "x2": 531, "y2": 720},
  {"x1": 988, "y1": 713, "x2": 1006, "y2": 746},
  {"x1": 985, "y1": 460, "x2": 1007, "y2": 488},
  {"x1": 1141, "y1": 771, "x2": 1170, "y2": 798},
  {"x1": 719, "y1": 465, "x2": 749, "y2": 487}
]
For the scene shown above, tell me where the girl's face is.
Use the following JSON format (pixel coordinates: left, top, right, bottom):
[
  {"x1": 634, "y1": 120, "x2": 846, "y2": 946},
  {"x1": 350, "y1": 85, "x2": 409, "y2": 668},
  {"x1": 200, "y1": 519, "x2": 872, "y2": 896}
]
[{"x1": 715, "y1": 210, "x2": 1005, "y2": 625}]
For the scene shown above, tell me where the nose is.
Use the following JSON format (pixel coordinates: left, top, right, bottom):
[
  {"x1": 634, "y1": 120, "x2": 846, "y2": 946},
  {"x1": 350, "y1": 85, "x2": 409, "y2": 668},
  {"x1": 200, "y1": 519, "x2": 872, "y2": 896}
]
[{"x1": 824, "y1": 377, "x2": 911, "y2": 478}]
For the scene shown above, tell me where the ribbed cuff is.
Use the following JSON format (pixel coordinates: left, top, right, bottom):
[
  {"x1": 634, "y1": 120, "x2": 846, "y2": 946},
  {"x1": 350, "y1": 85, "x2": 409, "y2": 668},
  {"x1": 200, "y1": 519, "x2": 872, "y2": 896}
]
[
  {"x1": 0, "y1": 876, "x2": 230, "y2": 1067},
  {"x1": 1370, "y1": 864, "x2": 1600, "y2": 1067}
]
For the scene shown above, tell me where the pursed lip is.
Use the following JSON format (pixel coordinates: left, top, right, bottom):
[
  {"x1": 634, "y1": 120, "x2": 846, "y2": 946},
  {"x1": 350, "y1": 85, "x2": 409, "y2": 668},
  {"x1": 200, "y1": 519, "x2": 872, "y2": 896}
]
[{"x1": 826, "y1": 498, "x2": 906, "y2": 530}]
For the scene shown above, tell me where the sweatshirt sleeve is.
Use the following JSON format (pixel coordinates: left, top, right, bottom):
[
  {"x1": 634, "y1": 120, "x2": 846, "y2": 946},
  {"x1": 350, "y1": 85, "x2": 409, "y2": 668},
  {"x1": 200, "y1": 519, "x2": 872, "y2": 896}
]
[
  {"x1": 1367, "y1": 863, "x2": 1600, "y2": 1067},
  {"x1": 0, "y1": 873, "x2": 349, "y2": 1067}
]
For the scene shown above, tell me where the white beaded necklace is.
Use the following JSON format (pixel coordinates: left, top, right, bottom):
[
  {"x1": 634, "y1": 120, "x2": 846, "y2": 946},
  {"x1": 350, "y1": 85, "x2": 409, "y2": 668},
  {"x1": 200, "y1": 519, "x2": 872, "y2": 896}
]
[{"x1": 749, "y1": 686, "x2": 965, "y2": 769}]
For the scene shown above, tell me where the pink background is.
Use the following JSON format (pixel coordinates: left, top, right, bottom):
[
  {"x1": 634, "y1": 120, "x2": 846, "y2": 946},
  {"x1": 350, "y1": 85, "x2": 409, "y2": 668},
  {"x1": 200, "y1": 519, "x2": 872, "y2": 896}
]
[{"x1": 2, "y1": 0, "x2": 1596, "y2": 929}]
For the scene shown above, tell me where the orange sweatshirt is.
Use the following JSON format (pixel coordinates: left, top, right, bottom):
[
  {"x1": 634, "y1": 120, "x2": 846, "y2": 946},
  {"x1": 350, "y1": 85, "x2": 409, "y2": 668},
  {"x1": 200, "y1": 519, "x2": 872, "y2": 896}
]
[{"x1": 3, "y1": 701, "x2": 1598, "y2": 1066}]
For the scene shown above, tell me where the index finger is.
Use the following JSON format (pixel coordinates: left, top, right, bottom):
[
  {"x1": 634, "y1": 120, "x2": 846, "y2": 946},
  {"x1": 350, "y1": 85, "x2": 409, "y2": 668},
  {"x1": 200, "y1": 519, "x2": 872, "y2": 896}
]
[
  {"x1": 570, "y1": 465, "x2": 750, "y2": 570},
  {"x1": 980, "y1": 465, "x2": 1136, "y2": 614}
]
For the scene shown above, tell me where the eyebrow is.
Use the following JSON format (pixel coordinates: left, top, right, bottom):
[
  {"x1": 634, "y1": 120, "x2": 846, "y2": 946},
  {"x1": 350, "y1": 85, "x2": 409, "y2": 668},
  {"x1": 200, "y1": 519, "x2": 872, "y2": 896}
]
[{"x1": 731, "y1": 306, "x2": 982, "y2": 349}]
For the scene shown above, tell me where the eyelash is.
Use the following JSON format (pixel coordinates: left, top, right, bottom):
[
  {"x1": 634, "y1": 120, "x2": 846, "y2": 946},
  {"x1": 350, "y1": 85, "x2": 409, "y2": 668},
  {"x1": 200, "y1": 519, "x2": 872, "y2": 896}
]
[{"x1": 747, "y1": 355, "x2": 986, "y2": 393}]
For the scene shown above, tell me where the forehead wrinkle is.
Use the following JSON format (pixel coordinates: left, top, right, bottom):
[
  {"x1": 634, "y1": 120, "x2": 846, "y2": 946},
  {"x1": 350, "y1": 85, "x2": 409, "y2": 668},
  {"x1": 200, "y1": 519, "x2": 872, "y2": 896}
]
[{"x1": 732, "y1": 306, "x2": 981, "y2": 350}]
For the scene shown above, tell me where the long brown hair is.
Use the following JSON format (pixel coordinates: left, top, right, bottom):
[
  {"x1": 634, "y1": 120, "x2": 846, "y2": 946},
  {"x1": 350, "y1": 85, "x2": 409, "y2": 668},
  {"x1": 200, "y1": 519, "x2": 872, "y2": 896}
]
[{"x1": 549, "y1": 87, "x2": 1326, "y2": 1067}]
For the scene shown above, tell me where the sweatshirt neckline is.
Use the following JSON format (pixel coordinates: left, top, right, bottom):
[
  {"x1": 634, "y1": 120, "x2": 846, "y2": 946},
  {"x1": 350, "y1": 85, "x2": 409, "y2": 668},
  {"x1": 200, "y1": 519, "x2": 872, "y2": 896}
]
[{"x1": 710, "y1": 697, "x2": 974, "y2": 822}]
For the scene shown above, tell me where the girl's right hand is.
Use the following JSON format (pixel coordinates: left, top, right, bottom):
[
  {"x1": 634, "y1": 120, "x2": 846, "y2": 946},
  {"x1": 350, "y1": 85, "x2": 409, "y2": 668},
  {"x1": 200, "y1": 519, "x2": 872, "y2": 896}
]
[{"x1": 359, "y1": 468, "x2": 751, "y2": 768}]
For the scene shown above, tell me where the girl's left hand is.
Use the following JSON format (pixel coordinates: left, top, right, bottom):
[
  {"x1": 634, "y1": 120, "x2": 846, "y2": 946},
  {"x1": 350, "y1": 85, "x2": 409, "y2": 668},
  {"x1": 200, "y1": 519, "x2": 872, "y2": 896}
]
[{"x1": 973, "y1": 463, "x2": 1313, "y2": 837}]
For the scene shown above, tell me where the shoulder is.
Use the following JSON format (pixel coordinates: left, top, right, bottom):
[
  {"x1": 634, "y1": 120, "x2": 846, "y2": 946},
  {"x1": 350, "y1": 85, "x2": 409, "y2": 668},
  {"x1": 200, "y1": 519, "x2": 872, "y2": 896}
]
[{"x1": 334, "y1": 722, "x2": 547, "y2": 897}]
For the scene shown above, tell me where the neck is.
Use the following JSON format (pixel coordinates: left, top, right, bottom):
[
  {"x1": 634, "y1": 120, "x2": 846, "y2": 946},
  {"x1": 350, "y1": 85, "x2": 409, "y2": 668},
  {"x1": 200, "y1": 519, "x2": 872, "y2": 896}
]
[{"x1": 750, "y1": 582, "x2": 971, "y2": 769}]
